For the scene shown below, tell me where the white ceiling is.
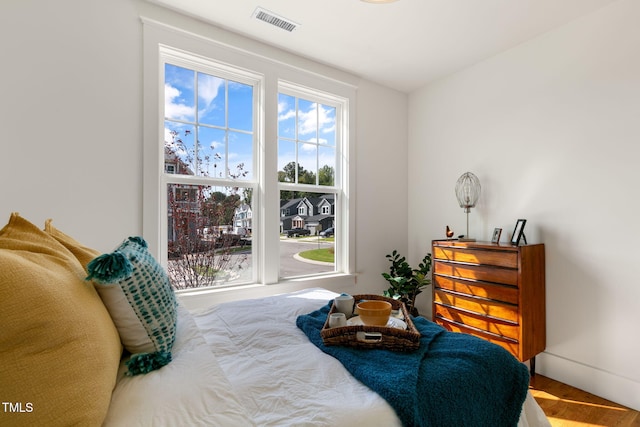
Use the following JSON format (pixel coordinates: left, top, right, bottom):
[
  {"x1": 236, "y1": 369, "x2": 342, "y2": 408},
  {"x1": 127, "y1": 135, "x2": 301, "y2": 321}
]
[{"x1": 149, "y1": 0, "x2": 617, "y2": 93}]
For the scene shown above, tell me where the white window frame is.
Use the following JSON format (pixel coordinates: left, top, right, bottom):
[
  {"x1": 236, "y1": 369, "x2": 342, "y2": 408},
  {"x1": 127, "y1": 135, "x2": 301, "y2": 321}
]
[
  {"x1": 142, "y1": 18, "x2": 356, "y2": 294},
  {"x1": 277, "y1": 82, "x2": 348, "y2": 278}
]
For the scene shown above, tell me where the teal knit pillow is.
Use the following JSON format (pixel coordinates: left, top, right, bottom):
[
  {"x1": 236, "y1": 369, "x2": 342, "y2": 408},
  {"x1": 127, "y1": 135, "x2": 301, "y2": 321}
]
[{"x1": 87, "y1": 237, "x2": 178, "y2": 376}]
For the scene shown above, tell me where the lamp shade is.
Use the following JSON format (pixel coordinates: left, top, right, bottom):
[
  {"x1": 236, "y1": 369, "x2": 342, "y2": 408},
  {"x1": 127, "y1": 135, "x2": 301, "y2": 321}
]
[{"x1": 455, "y1": 172, "x2": 481, "y2": 213}]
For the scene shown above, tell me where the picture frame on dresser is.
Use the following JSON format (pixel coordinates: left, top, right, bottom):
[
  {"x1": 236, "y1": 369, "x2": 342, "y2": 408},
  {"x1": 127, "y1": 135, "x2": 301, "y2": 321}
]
[
  {"x1": 510, "y1": 219, "x2": 527, "y2": 245},
  {"x1": 491, "y1": 228, "x2": 502, "y2": 243}
]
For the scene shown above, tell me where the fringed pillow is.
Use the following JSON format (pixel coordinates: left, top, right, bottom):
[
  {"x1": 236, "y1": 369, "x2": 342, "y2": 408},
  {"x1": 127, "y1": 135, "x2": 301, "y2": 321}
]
[{"x1": 87, "y1": 236, "x2": 178, "y2": 376}]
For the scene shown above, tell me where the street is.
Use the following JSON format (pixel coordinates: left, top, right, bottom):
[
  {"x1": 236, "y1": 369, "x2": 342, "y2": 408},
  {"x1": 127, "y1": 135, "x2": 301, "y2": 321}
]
[{"x1": 168, "y1": 237, "x2": 335, "y2": 289}]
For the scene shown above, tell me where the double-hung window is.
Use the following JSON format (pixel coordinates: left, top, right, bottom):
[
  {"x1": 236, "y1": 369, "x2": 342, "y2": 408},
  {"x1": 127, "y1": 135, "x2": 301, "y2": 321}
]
[
  {"x1": 160, "y1": 52, "x2": 259, "y2": 290},
  {"x1": 143, "y1": 21, "x2": 355, "y2": 293},
  {"x1": 277, "y1": 85, "x2": 344, "y2": 278}
]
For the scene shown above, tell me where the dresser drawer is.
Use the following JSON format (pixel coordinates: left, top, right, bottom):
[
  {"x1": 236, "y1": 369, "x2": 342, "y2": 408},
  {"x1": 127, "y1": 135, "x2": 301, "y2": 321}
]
[
  {"x1": 433, "y1": 246, "x2": 518, "y2": 268},
  {"x1": 436, "y1": 317, "x2": 520, "y2": 358},
  {"x1": 433, "y1": 289, "x2": 518, "y2": 323},
  {"x1": 433, "y1": 304, "x2": 520, "y2": 340},
  {"x1": 434, "y1": 261, "x2": 518, "y2": 286},
  {"x1": 433, "y1": 275, "x2": 518, "y2": 305}
]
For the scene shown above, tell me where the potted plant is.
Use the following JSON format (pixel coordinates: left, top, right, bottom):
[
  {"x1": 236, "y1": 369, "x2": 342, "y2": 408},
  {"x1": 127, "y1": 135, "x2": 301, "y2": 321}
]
[{"x1": 382, "y1": 250, "x2": 432, "y2": 317}]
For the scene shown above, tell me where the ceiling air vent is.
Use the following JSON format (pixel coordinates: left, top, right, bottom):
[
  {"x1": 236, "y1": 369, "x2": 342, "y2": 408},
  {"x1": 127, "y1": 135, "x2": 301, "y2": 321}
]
[{"x1": 252, "y1": 7, "x2": 299, "y2": 32}]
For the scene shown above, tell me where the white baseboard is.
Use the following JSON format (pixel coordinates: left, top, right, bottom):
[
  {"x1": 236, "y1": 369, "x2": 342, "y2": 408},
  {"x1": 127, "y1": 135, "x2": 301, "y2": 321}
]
[{"x1": 536, "y1": 352, "x2": 640, "y2": 411}]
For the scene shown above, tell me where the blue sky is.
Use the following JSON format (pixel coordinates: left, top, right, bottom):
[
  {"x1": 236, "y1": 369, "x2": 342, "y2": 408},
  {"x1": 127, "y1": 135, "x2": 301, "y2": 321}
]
[
  {"x1": 278, "y1": 94, "x2": 336, "y2": 183},
  {"x1": 164, "y1": 63, "x2": 337, "y2": 185}
]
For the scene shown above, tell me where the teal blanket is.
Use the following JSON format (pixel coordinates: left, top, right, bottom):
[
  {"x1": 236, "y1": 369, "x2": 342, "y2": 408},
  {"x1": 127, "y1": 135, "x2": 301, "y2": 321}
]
[{"x1": 296, "y1": 302, "x2": 529, "y2": 427}]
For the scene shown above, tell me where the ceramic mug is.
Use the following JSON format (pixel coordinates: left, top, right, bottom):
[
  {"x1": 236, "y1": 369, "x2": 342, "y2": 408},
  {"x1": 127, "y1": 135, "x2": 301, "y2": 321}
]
[
  {"x1": 328, "y1": 312, "x2": 347, "y2": 328},
  {"x1": 334, "y1": 295, "x2": 355, "y2": 317}
]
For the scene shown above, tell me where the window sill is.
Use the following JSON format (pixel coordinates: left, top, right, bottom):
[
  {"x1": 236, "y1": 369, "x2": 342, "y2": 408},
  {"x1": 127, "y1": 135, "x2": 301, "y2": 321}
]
[{"x1": 177, "y1": 273, "x2": 357, "y2": 311}]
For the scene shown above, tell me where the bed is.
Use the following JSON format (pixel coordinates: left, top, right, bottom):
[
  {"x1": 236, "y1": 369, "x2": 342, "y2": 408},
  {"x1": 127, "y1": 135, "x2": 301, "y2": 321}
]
[
  {"x1": 1, "y1": 213, "x2": 550, "y2": 426},
  {"x1": 105, "y1": 288, "x2": 550, "y2": 427}
]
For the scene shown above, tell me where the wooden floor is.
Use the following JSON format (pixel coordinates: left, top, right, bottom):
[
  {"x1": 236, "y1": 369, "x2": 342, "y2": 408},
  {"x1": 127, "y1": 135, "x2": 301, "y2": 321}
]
[{"x1": 529, "y1": 375, "x2": 640, "y2": 427}]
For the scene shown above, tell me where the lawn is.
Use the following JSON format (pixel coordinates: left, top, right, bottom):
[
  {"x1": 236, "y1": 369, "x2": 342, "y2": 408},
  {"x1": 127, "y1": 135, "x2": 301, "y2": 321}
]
[{"x1": 298, "y1": 247, "x2": 334, "y2": 263}]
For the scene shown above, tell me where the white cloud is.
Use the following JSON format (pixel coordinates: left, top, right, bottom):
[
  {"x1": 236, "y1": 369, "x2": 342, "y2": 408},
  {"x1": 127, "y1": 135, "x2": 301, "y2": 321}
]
[
  {"x1": 300, "y1": 142, "x2": 317, "y2": 152},
  {"x1": 198, "y1": 74, "x2": 224, "y2": 106},
  {"x1": 165, "y1": 76, "x2": 224, "y2": 122},
  {"x1": 278, "y1": 100, "x2": 289, "y2": 114},
  {"x1": 278, "y1": 100, "x2": 335, "y2": 139},
  {"x1": 298, "y1": 103, "x2": 335, "y2": 136},
  {"x1": 278, "y1": 106, "x2": 296, "y2": 122},
  {"x1": 164, "y1": 84, "x2": 193, "y2": 121}
]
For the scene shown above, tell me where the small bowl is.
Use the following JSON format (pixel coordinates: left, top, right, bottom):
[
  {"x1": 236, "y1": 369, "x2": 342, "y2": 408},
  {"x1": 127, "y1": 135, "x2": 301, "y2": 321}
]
[{"x1": 356, "y1": 300, "x2": 392, "y2": 326}]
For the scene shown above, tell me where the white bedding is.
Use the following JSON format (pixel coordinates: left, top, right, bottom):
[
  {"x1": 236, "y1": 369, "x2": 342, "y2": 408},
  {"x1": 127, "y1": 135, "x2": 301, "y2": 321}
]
[
  {"x1": 193, "y1": 288, "x2": 551, "y2": 427},
  {"x1": 106, "y1": 288, "x2": 551, "y2": 426},
  {"x1": 104, "y1": 305, "x2": 254, "y2": 426}
]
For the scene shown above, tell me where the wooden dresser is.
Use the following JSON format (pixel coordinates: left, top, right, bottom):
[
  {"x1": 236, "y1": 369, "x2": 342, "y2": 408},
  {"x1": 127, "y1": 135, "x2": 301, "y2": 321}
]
[{"x1": 432, "y1": 240, "x2": 545, "y2": 372}]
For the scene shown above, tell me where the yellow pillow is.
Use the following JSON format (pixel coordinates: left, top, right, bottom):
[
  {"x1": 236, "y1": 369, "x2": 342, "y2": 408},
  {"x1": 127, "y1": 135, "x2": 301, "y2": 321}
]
[
  {"x1": 0, "y1": 213, "x2": 122, "y2": 427},
  {"x1": 44, "y1": 218, "x2": 102, "y2": 268}
]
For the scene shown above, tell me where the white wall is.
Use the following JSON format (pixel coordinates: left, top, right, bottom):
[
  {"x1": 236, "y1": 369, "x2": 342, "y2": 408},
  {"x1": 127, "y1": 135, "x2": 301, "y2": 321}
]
[
  {"x1": 1, "y1": 0, "x2": 143, "y2": 249},
  {"x1": 0, "y1": 0, "x2": 407, "y2": 302},
  {"x1": 408, "y1": 0, "x2": 640, "y2": 410},
  {"x1": 356, "y1": 80, "x2": 409, "y2": 293}
]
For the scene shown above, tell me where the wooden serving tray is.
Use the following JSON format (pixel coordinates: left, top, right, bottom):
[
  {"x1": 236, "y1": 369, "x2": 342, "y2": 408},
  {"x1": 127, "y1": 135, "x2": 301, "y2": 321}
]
[{"x1": 320, "y1": 294, "x2": 421, "y2": 351}]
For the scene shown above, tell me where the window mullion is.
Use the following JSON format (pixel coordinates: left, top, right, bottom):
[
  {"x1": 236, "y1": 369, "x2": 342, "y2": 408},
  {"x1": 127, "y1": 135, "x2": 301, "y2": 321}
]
[
  {"x1": 194, "y1": 70, "x2": 199, "y2": 176},
  {"x1": 315, "y1": 102, "x2": 319, "y2": 185},
  {"x1": 224, "y1": 80, "x2": 229, "y2": 180},
  {"x1": 262, "y1": 77, "x2": 280, "y2": 284}
]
